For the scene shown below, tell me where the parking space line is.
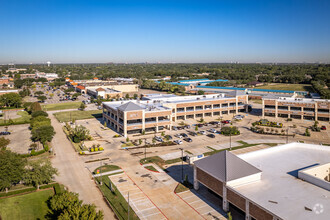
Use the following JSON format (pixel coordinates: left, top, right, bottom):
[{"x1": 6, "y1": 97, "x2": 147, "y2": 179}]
[{"x1": 195, "y1": 204, "x2": 209, "y2": 210}]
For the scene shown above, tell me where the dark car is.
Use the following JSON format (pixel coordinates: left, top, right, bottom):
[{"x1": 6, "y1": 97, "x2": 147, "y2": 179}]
[
  {"x1": 207, "y1": 134, "x2": 215, "y2": 138},
  {"x1": 172, "y1": 126, "x2": 178, "y2": 131},
  {"x1": 197, "y1": 124, "x2": 204, "y2": 128},
  {"x1": 184, "y1": 125, "x2": 191, "y2": 129},
  {"x1": 0, "y1": 131, "x2": 11, "y2": 135},
  {"x1": 181, "y1": 133, "x2": 188, "y2": 138},
  {"x1": 189, "y1": 131, "x2": 197, "y2": 136},
  {"x1": 184, "y1": 137, "x2": 193, "y2": 142},
  {"x1": 165, "y1": 135, "x2": 173, "y2": 140},
  {"x1": 321, "y1": 126, "x2": 327, "y2": 130}
]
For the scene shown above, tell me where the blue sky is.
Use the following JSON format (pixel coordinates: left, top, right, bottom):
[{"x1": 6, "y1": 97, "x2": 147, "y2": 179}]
[{"x1": 0, "y1": 0, "x2": 329, "y2": 63}]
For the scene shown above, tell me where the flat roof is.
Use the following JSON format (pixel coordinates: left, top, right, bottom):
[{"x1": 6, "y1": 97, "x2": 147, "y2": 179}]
[
  {"x1": 103, "y1": 93, "x2": 243, "y2": 112},
  {"x1": 264, "y1": 97, "x2": 329, "y2": 103},
  {"x1": 234, "y1": 143, "x2": 330, "y2": 220}
]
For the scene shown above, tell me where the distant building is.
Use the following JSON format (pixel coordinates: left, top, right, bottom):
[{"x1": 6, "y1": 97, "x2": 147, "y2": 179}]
[
  {"x1": 20, "y1": 73, "x2": 36, "y2": 79},
  {"x1": 262, "y1": 97, "x2": 330, "y2": 121},
  {"x1": 246, "y1": 81, "x2": 264, "y2": 87},
  {"x1": 6, "y1": 68, "x2": 27, "y2": 73},
  {"x1": 194, "y1": 143, "x2": 330, "y2": 220},
  {"x1": 36, "y1": 72, "x2": 58, "y2": 80},
  {"x1": 87, "y1": 87, "x2": 122, "y2": 99},
  {"x1": 0, "y1": 89, "x2": 19, "y2": 95},
  {"x1": 0, "y1": 77, "x2": 14, "y2": 89}
]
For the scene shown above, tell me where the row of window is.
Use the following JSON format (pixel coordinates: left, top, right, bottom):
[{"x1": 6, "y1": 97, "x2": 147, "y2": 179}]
[{"x1": 265, "y1": 105, "x2": 329, "y2": 113}]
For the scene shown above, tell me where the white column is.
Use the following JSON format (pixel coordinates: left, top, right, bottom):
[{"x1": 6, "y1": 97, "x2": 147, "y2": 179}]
[
  {"x1": 275, "y1": 101, "x2": 278, "y2": 118},
  {"x1": 193, "y1": 166, "x2": 199, "y2": 190},
  {"x1": 156, "y1": 116, "x2": 159, "y2": 132},
  {"x1": 262, "y1": 99, "x2": 265, "y2": 118},
  {"x1": 314, "y1": 103, "x2": 318, "y2": 121},
  {"x1": 124, "y1": 112, "x2": 127, "y2": 137},
  {"x1": 236, "y1": 97, "x2": 238, "y2": 114},
  {"x1": 245, "y1": 199, "x2": 251, "y2": 220},
  {"x1": 222, "y1": 185, "x2": 229, "y2": 212}
]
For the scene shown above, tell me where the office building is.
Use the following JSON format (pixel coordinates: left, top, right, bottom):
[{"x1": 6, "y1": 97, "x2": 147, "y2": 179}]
[
  {"x1": 102, "y1": 93, "x2": 248, "y2": 136},
  {"x1": 262, "y1": 97, "x2": 330, "y2": 121}
]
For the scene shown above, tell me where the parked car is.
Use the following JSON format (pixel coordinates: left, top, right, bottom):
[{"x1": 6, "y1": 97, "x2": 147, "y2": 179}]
[
  {"x1": 184, "y1": 137, "x2": 193, "y2": 142},
  {"x1": 236, "y1": 114, "x2": 245, "y2": 118},
  {"x1": 174, "y1": 134, "x2": 183, "y2": 138},
  {"x1": 321, "y1": 126, "x2": 327, "y2": 130},
  {"x1": 155, "y1": 136, "x2": 163, "y2": 142},
  {"x1": 197, "y1": 124, "x2": 204, "y2": 127},
  {"x1": 172, "y1": 126, "x2": 178, "y2": 131},
  {"x1": 184, "y1": 125, "x2": 191, "y2": 129},
  {"x1": 189, "y1": 131, "x2": 197, "y2": 136},
  {"x1": 0, "y1": 131, "x2": 11, "y2": 135},
  {"x1": 181, "y1": 133, "x2": 188, "y2": 138},
  {"x1": 207, "y1": 134, "x2": 215, "y2": 138},
  {"x1": 178, "y1": 126, "x2": 184, "y2": 130},
  {"x1": 199, "y1": 131, "x2": 206, "y2": 135},
  {"x1": 208, "y1": 128, "x2": 217, "y2": 133},
  {"x1": 222, "y1": 120, "x2": 231, "y2": 124},
  {"x1": 174, "y1": 140, "x2": 183, "y2": 145},
  {"x1": 210, "y1": 121, "x2": 220, "y2": 125},
  {"x1": 165, "y1": 135, "x2": 173, "y2": 140}
]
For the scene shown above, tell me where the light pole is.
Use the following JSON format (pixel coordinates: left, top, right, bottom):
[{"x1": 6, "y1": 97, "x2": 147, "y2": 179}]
[
  {"x1": 286, "y1": 127, "x2": 289, "y2": 144},
  {"x1": 100, "y1": 159, "x2": 103, "y2": 185},
  {"x1": 179, "y1": 148, "x2": 184, "y2": 183},
  {"x1": 144, "y1": 138, "x2": 147, "y2": 161}
]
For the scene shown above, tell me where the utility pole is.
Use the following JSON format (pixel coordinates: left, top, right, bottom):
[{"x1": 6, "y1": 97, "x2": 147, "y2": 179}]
[
  {"x1": 144, "y1": 139, "x2": 147, "y2": 161},
  {"x1": 230, "y1": 131, "x2": 232, "y2": 150}
]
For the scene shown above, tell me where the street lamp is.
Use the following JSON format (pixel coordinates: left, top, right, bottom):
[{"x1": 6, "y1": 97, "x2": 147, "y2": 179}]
[{"x1": 179, "y1": 148, "x2": 184, "y2": 183}]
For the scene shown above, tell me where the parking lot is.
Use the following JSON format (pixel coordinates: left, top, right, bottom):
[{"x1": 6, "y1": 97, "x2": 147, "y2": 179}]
[
  {"x1": 4, "y1": 124, "x2": 33, "y2": 154},
  {"x1": 109, "y1": 173, "x2": 167, "y2": 220}
]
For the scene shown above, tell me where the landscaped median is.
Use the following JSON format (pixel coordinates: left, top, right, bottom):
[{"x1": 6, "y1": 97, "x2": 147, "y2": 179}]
[
  {"x1": 140, "y1": 156, "x2": 182, "y2": 170},
  {"x1": 0, "y1": 110, "x2": 31, "y2": 126}
]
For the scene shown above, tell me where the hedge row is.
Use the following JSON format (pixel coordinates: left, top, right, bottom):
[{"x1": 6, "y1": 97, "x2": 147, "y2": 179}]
[
  {"x1": 20, "y1": 149, "x2": 46, "y2": 158},
  {"x1": 0, "y1": 183, "x2": 62, "y2": 198}
]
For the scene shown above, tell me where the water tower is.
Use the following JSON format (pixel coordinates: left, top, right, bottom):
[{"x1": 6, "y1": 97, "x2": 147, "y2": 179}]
[{"x1": 47, "y1": 61, "x2": 51, "y2": 67}]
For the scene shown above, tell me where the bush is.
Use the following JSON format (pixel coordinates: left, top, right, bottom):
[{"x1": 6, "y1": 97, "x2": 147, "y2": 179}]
[
  {"x1": 221, "y1": 126, "x2": 240, "y2": 136},
  {"x1": 73, "y1": 136, "x2": 80, "y2": 143},
  {"x1": 31, "y1": 111, "x2": 48, "y2": 118},
  {"x1": 0, "y1": 187, "x2": 35, "y2": 198},
  {"x1": 44, "y1": 144, "x2": 49, "y2": 151},
  {"x1": 99, "y1": 147, "x2": 104, "y2": 151}
]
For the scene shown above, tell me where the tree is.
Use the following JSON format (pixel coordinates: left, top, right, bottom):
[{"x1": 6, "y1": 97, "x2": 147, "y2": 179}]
[
  {"x1": 125, "y1": 94, "x2": 130, "y2": 99},
  {"x1": 79, "y1": 102, "x2": 86, "y2": 111},
  {"x1": 30, "y1": 102, "x2": 42, "y2": 112},
  {"x1": 133, "y1": 93, "x2": 138, "y2": 99},
  {"x1": 37, "y1": 95, "x2": 47, "y2": 102},
  {"x1": 126, "y1": 137, "x2": 129, "y2": 142},
  {"x1": 0, "y1": 93, "x2": 22, "y2": 108},
  {"x1": 0, "y1": 149, "x2": 26, "y2": 192},
  {"x1": 69, "y1": 125, "x2": 90, "y2": 143},
  {"x1": 0, "y1": 137, "x2": 10, "y2": 149},
  {"x1": 195, "y1": 126, "x2": 198, "y2": 131},
  {"x1": 72, "y1": 93, "x2": 80, "y2": 98},
  {"x1": 96, "y1": 96, "x2": 102, "y2": 106},
  {"x1": 197, "y1": 90, "x2": 205, "y2": 95},
  {"x1": 35, "y1": 91, "x2": 44, "y2": 96},
  {"x1": 64, "y1": 88, "x2": 75, "y2": 94},
  {"x1": 32, "y1": 125, "x2": 56, "y2": 143},
  {"x1": 49, "y1": 191, "x2": 103, "y2": 220},
  {"x1": 23, "y1": 159, "x2": 58, "y2": 189},
  {"x1": 30, "y1": 116, "x2": 51, "y2": 129}
]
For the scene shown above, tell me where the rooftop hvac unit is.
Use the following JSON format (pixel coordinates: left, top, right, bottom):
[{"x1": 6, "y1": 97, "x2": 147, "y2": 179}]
[{"x1": 197, "y1": 98, "x2": 200, "y2": 100}]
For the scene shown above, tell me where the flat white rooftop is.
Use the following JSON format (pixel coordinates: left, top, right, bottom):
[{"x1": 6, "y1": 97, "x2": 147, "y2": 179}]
[
  {"x1": 235, "y1": 143, "x2": 330, "y2": 220},
  {"x1": 265, "y1": 97, "x2": 330, "y2": 104},
  {"x1": 103, "y1": 93, "x2": 242, "y2": 112}
]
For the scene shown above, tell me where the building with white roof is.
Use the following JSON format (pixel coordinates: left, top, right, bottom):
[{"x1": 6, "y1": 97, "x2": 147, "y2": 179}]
[
  {"x1": 102, "y1": 93, "x2": 248, "y2": 136},
  {"x1": 194, "y1": 143, "x2": 330, "y2": 220},
  {"x1": 262, "y1": 97, "x2": 330, "y2": 121}
]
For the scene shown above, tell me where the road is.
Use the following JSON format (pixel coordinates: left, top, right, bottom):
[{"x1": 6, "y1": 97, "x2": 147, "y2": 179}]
[{"x1": 49, "y1": 112, "x2": 116, "y2": 219}]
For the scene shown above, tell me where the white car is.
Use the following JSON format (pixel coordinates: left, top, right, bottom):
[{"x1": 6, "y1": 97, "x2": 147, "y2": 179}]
[
  {"x1": 174, "y1": 134, "x2": 183, "y2": 138},
  {"x1": 174, "y1": 140, "x2": 183, "y2": 145},
  {"x1": 208, "y1": 128, "x2": 217, "y2": 133},
  {"x1": 198, "y1": 131, "x2": 206, "y2": 135},
  {"x1": 155, "y1": 136, "x2": 163, "y2": 142}
]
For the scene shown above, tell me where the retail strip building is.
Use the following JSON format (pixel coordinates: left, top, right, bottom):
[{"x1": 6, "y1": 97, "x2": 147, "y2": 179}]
[{"x1": 194, "y1": 143, "x2": 330, "y2": 220}]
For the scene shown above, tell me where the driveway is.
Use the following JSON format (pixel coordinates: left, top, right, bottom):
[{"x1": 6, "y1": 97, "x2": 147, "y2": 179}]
[{"x1": 49, "y1": 113, "x2": 115, "y2": 219}]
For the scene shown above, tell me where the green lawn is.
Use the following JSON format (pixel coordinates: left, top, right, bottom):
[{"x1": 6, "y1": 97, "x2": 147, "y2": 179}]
[
  {"x1": 140, "y1": 156, "x2": 182, "y2": 169},
  {"x1": 0, "y1": 189, "x2": 53, "y2": 220},
  {"x1": 93, "y1": 165, "x2": 121, "y2": 174},
  {"x1": 0, "y1": 111, "x2": 31, "y2": 125},
  {"x1": 54, "y1": 110, "x2": 102, "y2": 122},
  {"x1": 255, "y1": 83, "x2": 313, "y2": 92},
  {"x1": 42, "y1": 101, "x2": 82, "y2": 111},
  {"x1": 145, "y1": 165, "x2": 158, "y2": 172}
]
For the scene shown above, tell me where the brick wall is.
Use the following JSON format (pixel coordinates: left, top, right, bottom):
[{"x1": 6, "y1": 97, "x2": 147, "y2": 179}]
[
  {"x1": 249, "y1": 202, "x2": 273, "y2": 220},
  {"x1": 227, "y1": 189, "x2": 246, "y2": 212},
  {"x1": 196, "y1": 168, "x2": 223, "y2": 196}
]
